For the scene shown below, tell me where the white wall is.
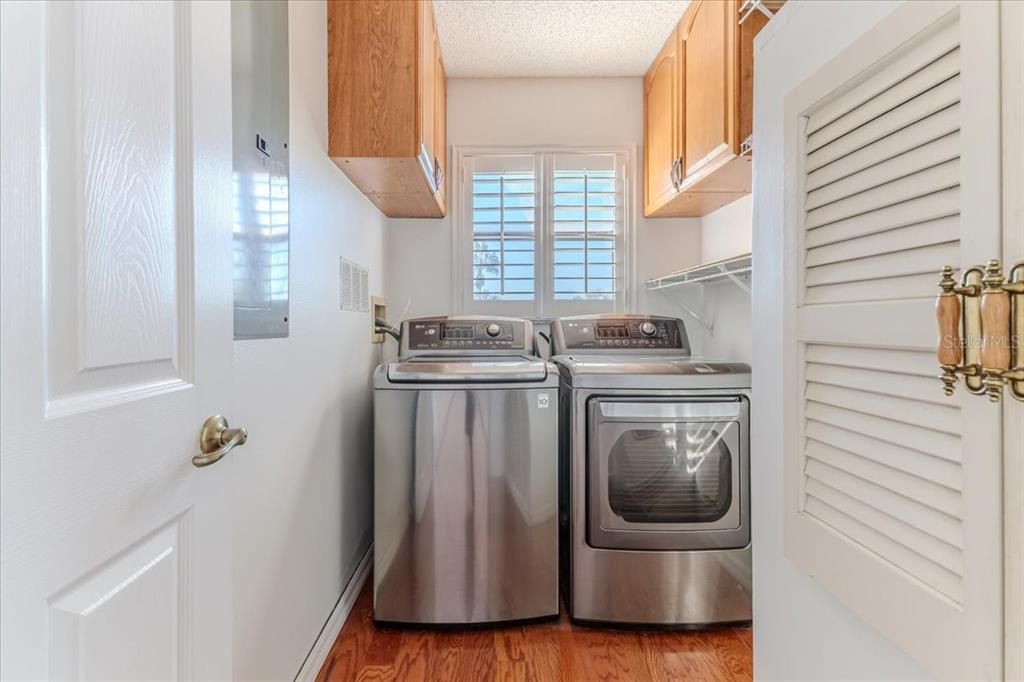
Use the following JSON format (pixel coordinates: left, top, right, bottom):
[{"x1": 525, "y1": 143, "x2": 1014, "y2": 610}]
[
  {"x1": 682, "y1": 194, "x2": 754, "y2": 363},
  {"x1": 751, "y1": 2, "x2": 931, "y2": 679},
  {"x1": 702, "y1": 194, "x2": 752, "y2": 262},
  {"x1": 385, "y1": 77, "x2": 705, "y2": 349},
  {"x1": 231, "y1": 2, "x2": 383, "y2": 679}
]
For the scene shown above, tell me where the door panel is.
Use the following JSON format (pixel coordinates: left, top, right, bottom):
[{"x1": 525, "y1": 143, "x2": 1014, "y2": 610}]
[
  {"x1": 643, "y1": 31, "x2": 678, "y2": 216},
  {"x1": 0, "y1": 1, "x2": 234, "y2": 679},
  {"x1": 48, "y1": 521, "x2": 184, "y2": 680},
  {"x1": 782, "y1": 3, "x2": 1002, "y2": 677},
  {"x1": 681, "y1": 0, "x2": 735, "y2": 179},
  {"x1": 45, "y1": 0, "x2": 193, "y2": 414}
]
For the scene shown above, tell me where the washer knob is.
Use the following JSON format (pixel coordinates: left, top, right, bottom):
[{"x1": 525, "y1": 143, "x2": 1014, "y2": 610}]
[
  {"x1": 639, "y1": 321, "x2": 657, "y2": 337},
  {"x1": 485, "y1": 323, "x2": 502, "y2": 337}
]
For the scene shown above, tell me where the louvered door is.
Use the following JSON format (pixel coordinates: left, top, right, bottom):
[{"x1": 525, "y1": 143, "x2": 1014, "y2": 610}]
[{"x1": 782, "y1": 3, "x2": 1002, "y2": 679}]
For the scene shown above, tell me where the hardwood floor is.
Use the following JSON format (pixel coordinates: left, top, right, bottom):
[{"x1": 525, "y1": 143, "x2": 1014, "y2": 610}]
[{"x1": 315, "y1": 577, "x2": 752, "y2": 681}]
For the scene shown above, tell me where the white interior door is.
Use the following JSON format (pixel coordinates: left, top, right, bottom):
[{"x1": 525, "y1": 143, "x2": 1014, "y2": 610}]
[
  {"x1": 1, "y1": 1, "x2": 235, "y2": 680},
  {"x1": 781, "y1": 2, "x2": 1003, "y2": 679}
]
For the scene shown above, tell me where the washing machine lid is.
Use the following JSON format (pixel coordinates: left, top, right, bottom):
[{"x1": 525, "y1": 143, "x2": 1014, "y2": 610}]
[
  {"x1": 385, "y1": 355, "x2": 550, "y2": 383},
  {"x1": 553, "y1": 356, "x2": 750, "y2": 390}
]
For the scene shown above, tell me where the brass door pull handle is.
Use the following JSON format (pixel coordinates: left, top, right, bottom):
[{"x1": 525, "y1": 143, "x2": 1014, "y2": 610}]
[
  {"x1": 937, "y1": 260, "x2": 1024, "y2": 402},
  {"x1": 193, "y1": 415, "x2": 248, "y2": 468}
]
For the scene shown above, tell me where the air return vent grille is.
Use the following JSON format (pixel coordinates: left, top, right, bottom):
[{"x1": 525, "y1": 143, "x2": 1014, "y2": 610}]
[{"x1": 340, "y1": 257, "x2": 369, "y2": 312}]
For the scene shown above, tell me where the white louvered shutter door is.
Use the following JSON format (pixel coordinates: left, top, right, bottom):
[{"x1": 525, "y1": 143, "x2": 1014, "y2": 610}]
[{"x1": 782, "y1": 3, "x2": 1003, "y2": 679}]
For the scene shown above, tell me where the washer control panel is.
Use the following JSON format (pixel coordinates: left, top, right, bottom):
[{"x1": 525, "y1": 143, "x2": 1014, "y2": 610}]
[
  {"x1": 403, "y1": 317, "x2": 527, "y2": 352},
  {"x1": 552, "y1": 316, "x2": 689, "y2": 352}
]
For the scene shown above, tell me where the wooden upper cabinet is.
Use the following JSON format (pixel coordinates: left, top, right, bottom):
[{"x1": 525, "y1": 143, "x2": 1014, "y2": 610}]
[
  {"x1": 643, "y1": 28, "x2": 679, "y2": 217},
  {"x1": 328, "y1": 0, "x2": 447, "y2": 218},
  {"x1": 681, "y1": 0, "x2": 735, "y2": 182},
  {"x1": 644, "y1": 0, "x2": 781, "y2": 217}
]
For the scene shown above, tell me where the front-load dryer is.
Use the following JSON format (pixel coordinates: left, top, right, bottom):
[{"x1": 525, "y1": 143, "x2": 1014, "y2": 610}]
[{"x1": 551, "y1": 314, "x2": 751, "y2": 627}]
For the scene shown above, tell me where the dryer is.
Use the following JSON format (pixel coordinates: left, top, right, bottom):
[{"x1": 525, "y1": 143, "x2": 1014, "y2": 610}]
[{"x1": 551, "y1": 314, "x2": 752, "y2": 627}]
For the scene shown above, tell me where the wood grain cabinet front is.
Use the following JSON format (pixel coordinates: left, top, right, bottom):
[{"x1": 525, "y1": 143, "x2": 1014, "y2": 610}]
[
  {"x1": 643, "y1": 28, "x2": 680, "y2": 217},
  {"x1": 644, "y1": 0, "x2": 780, "y2": 217},
  {"x1": 327, "y1": 0, "x2": 447, "y2": 218}
]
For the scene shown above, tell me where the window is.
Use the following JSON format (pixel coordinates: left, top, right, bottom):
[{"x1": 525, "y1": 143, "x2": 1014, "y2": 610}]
[{"x1": 459, "y1": 150, "x2": 631, "y2": 316}]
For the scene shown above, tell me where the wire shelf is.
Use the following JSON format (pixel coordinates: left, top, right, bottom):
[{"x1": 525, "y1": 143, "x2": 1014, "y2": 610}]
[{"x1": 645, "y1": 253, "x2": 752, "y2": 292}]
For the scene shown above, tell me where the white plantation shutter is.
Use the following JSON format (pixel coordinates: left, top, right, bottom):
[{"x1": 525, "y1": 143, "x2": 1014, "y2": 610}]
[
  {"x1": 458, "y1": 150, "x2": 630, "y2": 316},
  {"x1": 469, "y1": 155, "x2": 537, "y2": 303},
  {"x1": 550, "y1": 152, "x2": 624, "y2": 302},
  {"x1": 783, "y1": 3, "x2": 1002, "y2": 679}
]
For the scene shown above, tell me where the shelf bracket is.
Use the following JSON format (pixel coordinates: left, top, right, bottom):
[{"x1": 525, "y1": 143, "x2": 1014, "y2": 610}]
[
  {"x1": 739, "y1": 0, "x2": 775, "y2": 25},
  {"x1": 724, "y1": 271, "x2": 752, "y2": 295},
  {"x1": 654, "y1": 288, "x2": 714, "y2": 334}
]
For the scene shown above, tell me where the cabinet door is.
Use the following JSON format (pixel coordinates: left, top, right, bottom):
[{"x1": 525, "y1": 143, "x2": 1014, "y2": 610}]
[
  {"x1": 417, "y1": 0, "x2": 436, "y2": 189},
  {"x1": 643, "y1": 30, "x2": 679, "y2": 216},
  {"x1": 434, "y1": 40, "x2": 446, "y2": 209},
  {"x1": 681, "y1": 0, "x2": 736, "y2": 181}
]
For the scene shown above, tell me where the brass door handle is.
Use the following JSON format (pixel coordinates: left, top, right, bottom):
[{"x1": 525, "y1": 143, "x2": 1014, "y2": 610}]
[
  {"x1": 936, "y1": 260, "x2": 1024, "y2": 402},
  {"x1": 192, "y1": 415, "x2": 248, "y2": 468}
]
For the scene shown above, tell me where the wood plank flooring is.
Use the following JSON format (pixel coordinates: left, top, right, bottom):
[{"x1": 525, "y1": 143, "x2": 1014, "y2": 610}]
[{"x1": 316, "y1": 577, "x2": 752, "y2": 681}]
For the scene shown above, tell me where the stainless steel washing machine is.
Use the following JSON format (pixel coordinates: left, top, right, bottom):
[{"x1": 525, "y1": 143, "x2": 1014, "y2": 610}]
[
  {"x1": 551, "y1": 314, "x2": 752, "y2": 627},
  {"x1": 373, "y1": 316, "x2": 560, "y2": 625}
]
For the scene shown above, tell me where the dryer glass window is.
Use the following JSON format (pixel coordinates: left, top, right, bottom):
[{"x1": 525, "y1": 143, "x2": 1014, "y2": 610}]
[{"x1": 607, "y1": 423, "x2": 733, "y2": 524}]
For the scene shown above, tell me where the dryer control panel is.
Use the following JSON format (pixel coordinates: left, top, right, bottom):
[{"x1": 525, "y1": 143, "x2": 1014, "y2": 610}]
[
  {"x1": 551, "y1": 315, "x2": 690, "y2": 353},
  {"x1": 401, "y1": 316, "x2": 531, "y2": 354}
]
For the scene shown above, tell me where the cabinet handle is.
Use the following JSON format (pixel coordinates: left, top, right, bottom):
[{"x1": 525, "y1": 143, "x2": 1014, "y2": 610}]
[
  {"x1": 670, "y1": 158, "x2": 681, "y2": 190},
  {"x1": 434, "y1": 158, "x2": 444, "y2": 192}
]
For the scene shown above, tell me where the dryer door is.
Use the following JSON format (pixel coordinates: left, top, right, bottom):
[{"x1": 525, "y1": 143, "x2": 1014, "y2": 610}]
[{"x1": 587, "y1": 397, "x2": 750, "y2": 550}]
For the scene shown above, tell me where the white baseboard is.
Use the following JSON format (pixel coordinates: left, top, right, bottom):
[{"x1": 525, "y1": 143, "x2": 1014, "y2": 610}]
[{"x1": 293, "y1": 543, "x2": 373, "y2": 682}]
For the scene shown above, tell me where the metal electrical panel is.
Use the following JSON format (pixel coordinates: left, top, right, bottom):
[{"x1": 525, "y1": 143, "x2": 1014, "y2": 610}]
[{"x1": 231, "y1": 0, "x2": 289, "y2": 339}]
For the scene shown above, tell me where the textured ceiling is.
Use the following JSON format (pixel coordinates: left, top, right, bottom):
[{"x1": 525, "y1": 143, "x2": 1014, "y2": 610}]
[{"x1": 433, "y1": 0, "x2": 691, "y2": 78}]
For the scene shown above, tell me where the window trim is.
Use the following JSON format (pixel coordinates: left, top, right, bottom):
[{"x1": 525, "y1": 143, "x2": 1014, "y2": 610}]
[{"x1": 451, "y1": 145, "x2": 637, "y2": 319}]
